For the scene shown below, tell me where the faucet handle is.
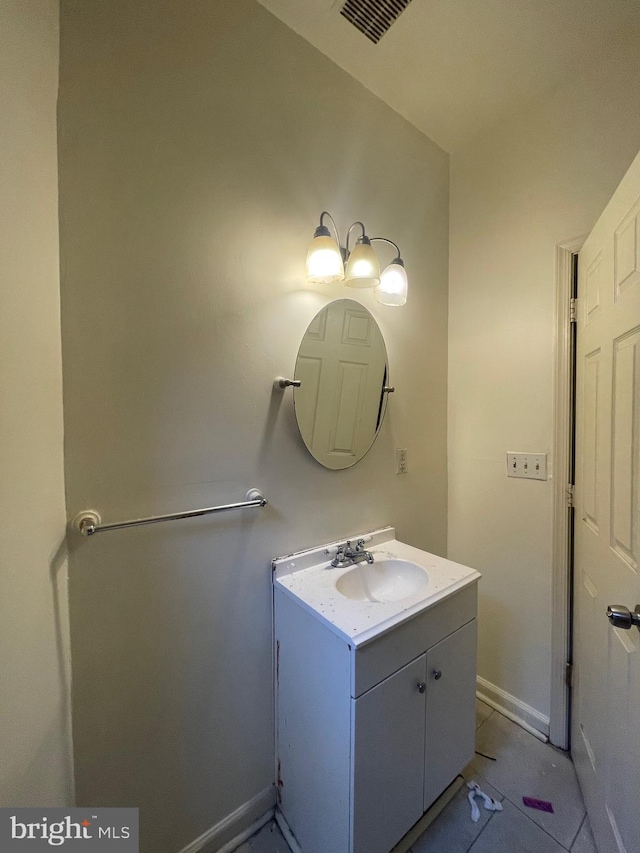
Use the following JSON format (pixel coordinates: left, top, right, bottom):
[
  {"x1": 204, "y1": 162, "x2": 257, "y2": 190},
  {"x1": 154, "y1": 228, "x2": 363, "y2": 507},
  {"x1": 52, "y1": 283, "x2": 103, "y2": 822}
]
[
  {"x1": 355, "y1": 538, "x2": 366, "y2": 551},
  {"x1": 330, "y1": 544, "x2": 347, "y2": 567}
]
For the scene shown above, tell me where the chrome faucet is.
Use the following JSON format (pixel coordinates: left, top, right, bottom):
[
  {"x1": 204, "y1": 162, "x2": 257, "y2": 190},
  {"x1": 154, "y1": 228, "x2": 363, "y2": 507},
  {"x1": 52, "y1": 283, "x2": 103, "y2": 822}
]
[{"x1": 330, "y1": 539, "x2": 375, "y2": 568}]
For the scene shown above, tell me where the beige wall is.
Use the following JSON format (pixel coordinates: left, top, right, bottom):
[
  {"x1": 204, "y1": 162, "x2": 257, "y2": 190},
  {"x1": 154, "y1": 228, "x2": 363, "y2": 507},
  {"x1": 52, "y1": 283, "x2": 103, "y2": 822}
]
[
  {"x1": 58, "y1": 1, "x2": 449, "y2": 850},
  {"x1": 0, "y1": 0, "x2": 74, "y2": 807},
  {"x1": 449, "y1": 32, "x2": 640, "y2": 722}
]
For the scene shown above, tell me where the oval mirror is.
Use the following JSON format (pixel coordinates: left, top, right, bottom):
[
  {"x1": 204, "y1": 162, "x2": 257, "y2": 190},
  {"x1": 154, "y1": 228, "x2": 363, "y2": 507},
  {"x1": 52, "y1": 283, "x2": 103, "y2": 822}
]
[{"x1": 293, "y1": 299, "x2": 390, "y2": 470}]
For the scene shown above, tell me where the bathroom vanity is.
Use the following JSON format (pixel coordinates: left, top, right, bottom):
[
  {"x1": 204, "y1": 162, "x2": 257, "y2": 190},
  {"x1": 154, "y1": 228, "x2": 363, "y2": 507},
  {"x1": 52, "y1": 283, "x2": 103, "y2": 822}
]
[{"x1": 273, "y1": 527, "x2": 481, "y2": 853}]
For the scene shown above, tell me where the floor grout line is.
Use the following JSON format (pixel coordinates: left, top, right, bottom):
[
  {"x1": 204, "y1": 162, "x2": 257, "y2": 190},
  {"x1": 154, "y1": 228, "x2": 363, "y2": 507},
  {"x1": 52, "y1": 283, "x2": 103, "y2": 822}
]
[
  {"x1": 471, "y1": 771, "x2": 505, "y2": 800},
  {"x1": 568, "y1": 813, "x2": 587, "y2": 852},
  {"x1": 463, "y1": 810, "x2": 496, "y2": 853},
  {"x1": 501, "y1": 791, "x2": 578, "y2": 851},
  {"x1": 475, "y1": 710, "x2": 495, "y2": 733}
]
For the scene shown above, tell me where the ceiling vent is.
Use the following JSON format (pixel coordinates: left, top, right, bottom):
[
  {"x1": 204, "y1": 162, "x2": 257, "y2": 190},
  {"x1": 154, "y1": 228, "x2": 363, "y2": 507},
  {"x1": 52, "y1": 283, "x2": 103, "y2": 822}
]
[{"x1": 340, "y1": 0, "x2": 413, "y2": 44}]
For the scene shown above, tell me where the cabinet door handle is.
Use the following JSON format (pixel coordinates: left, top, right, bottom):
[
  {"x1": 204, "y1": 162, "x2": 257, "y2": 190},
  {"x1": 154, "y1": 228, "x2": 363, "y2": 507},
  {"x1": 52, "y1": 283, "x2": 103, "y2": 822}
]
[
  {"x1": 432, "y1": 669, "x2": 442, "y2": 681},
  {"x1": 417, "y1": 682, "x2": 426, "y2": 693}
]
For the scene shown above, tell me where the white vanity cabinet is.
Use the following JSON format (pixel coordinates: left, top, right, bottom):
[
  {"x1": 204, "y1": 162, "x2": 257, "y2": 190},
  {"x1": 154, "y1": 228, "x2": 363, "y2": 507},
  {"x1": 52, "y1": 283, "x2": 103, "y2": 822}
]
[{"x1": 275, "y1": 581, "x2": 478, "y2": 853}]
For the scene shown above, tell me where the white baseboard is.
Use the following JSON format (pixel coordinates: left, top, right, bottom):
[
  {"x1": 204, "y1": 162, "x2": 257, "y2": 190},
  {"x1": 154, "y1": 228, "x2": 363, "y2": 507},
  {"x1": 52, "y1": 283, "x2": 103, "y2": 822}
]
[
  {"x1": 178, "y1": 786, "x2": 276, "y2": 853},
  {"x1": 274, "y1": 811, "x2": 302, "y2": 853},
  {"x1": 477, "y1": 676, "x2": 550, "y2": 742}
]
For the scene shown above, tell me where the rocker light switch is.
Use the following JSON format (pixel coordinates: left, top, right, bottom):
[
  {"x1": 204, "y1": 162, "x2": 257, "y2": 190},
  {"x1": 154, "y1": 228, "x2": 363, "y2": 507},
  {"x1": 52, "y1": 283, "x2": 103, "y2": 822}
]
[{"x1": 506, "y1": 452, "x2": 547, "y2": 481}]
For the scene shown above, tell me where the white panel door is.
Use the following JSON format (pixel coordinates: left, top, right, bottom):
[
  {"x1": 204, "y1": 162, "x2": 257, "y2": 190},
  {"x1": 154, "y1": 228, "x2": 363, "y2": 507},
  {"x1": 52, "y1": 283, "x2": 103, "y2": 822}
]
[{"x1": 573, "y1": 149, "x2": 640, "y2": 853}]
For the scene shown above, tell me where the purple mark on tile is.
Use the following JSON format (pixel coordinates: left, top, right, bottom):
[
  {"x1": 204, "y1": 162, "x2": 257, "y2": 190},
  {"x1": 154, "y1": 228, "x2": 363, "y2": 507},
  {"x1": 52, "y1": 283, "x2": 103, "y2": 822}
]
[{"x1": 522, "y1": 796, "x2": 554, "y2": 813}]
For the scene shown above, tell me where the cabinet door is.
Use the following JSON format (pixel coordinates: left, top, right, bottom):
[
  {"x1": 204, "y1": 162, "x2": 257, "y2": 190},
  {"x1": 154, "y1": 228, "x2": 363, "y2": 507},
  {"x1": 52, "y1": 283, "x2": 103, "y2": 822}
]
[
  {"x1": 424, "y1": 618, "x2": 477, "y2": 809},
  {"x1": 351, "y1": 655, "x2": 427, "y2": 853}
]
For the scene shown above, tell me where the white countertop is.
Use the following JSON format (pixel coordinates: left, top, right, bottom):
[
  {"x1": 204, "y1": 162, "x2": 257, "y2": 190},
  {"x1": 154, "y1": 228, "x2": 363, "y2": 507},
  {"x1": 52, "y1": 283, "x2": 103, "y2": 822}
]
[{"x1": 273, "y1": 527, "x2": 481, "y2": 648}]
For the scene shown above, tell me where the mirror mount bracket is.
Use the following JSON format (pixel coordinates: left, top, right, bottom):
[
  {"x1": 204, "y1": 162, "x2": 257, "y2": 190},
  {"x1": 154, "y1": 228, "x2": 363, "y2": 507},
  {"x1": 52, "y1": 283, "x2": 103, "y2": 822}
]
[{"x1": 274, "y1": 376, "x2": 301, "y2": 390}]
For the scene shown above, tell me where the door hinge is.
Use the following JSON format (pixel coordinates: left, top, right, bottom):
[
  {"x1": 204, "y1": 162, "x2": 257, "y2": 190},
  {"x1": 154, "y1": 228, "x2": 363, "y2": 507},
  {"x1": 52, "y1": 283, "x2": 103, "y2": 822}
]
[
  {"x1": 565, "y1": 662, "x2": 573, "y2": 687},
  {"x1": 569, "y1": 297, "x2": 577, "y2": 323},
  {"x1": 567, "y1": 484, "x2": 575, "y2": 508}
]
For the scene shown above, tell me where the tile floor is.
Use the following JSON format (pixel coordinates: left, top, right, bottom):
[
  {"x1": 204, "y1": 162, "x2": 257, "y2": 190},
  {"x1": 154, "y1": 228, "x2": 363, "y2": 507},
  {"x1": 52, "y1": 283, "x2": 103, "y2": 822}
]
[{"x1": 238, "y1": 701, "x2": 597, "y2": 853}]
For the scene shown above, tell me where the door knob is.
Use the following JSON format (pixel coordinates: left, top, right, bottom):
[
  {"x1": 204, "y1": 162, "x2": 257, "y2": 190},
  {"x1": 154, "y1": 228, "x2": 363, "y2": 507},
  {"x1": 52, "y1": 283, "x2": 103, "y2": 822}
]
[
  {"x1": 432, "y1": 669, "x2": 442, "y2": 681},
  {"x1": 606, "y1": 605, "x2": 640, "y2": 632},
  {"x1": 417, "y1": 682, "x2": 426, "y2": 693}
]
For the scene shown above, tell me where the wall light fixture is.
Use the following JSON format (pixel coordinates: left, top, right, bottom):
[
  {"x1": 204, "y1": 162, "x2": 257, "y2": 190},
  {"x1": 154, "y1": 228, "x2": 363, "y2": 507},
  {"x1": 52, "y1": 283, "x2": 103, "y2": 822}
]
[{"x1": 305, "y1": 211, "x2": 408, "y2": 306}]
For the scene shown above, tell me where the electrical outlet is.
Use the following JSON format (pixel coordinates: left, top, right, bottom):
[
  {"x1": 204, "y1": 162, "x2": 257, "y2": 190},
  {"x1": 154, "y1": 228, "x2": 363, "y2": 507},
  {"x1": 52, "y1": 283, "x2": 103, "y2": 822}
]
[
  {"x1": 506, "y1": 452, "x2": 547, "y2": 480},
  {"x1": 396, "y1": 448, "x2": 408, "y2": 474}
]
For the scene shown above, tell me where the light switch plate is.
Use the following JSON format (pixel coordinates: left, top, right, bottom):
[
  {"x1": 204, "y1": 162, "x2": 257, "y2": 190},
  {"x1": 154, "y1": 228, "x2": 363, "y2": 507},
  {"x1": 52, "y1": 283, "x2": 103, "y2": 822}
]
[{"x1": 506, "y1": 452, "x2": 547, "y2": 480}]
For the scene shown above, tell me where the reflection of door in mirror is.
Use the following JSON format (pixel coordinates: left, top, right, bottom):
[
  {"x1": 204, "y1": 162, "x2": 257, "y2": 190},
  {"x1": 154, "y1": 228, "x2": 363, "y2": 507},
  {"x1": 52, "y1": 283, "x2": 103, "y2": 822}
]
[{"x1": 294, "y1": 300, "x2": 387, "y2": 470}]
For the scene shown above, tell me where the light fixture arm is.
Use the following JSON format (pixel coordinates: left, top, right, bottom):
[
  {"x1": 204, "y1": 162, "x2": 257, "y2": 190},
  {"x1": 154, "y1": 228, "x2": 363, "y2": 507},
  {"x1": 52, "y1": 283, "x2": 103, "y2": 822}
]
[
  {"x1": 319, "y1": 211, "x2": 341, "y2": 242},
  {"x1": 317, "y1": 211, "x2": 350, "y2": 261},
  {"x1": 346, "y1": 221, "x2": 367, "y2": 257},
  {"x1": 317, "y1": 214, "x2": 371, "y2": 261},
  {"x1": 371, "y1": 236, "x2": 402, "y2": 262}
]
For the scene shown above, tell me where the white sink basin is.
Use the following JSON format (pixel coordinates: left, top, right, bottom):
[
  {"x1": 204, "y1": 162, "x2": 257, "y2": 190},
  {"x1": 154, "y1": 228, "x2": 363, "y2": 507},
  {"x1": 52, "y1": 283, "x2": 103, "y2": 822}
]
[
  {"x1": 335, "y1": 558, "x2": 430, "y2": 603},
  {"x1": 273, "y1": 528, "x2": 481, "y2": 646}
]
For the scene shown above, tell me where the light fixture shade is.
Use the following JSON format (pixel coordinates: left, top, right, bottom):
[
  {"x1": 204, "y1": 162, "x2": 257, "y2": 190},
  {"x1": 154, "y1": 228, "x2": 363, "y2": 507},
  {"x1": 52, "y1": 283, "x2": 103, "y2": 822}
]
[
  {"x1": 375, "y1": 260, "x2": 408, "y2": 306},
  {"x1": 345, "y1": 238, "x2": 380, "y2": 287},
  {"x1": 305, "y1": 234, "x2": 345, "y2": 284}
]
